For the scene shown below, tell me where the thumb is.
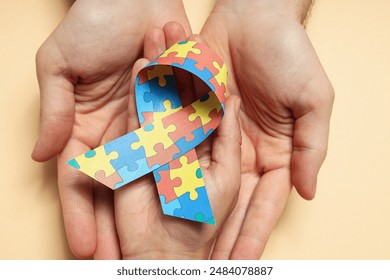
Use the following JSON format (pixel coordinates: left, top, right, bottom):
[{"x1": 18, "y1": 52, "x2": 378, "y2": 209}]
[
  {"x1": 31, "y1": 47, "x2": 75, "y2": 162},
  {"x1": 292, "y1": 74, "x2": 334, "y2": 200},
  {"x1": 211, "y1": 95, "x2": 242, "y2": 189}
]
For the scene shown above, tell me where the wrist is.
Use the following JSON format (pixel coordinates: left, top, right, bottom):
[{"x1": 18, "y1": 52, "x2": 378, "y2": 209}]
[
  {"x1": 123, "y1": 247, "x2": 211, "y2": 260},
  {"x1": 214, "y1": 0, "x2": 313, "y2": 25}
]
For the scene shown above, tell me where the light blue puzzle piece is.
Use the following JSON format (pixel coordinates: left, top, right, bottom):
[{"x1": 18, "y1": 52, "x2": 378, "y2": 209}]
[
  {"x1": 173, "y1": 126, "x2": 213, "y2": 160},
  {"x1": 104, "y1": 132, "x2": 146, "y2": 172},
  {"x1": 153, "y1": 162, "x2": 170, "y2": 183},
  {"x1": 135, "y1": 76, "x2": 154, "y2": 124},
  {"x1": 159, "y1": 195, "x2": 182, "y2": 216},
  {"x1": 114, "y1": 157, "x2": 150, "y2": 189},
  {"x1": 145, "y1": 76, "x2": 182, "y2": 112}
]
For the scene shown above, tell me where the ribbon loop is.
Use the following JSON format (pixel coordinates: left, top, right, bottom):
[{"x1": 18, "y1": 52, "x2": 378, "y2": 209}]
[{"x1": 68, "y1": 41, "x2": 227, "y2": 224}]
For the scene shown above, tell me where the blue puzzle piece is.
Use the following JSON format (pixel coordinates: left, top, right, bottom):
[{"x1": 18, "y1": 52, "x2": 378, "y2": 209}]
[
  {"x1": 114, "y1": 157, "x2": 150, "y2": 189},
  {"x1": 221, "y1": 102, "x2": 225, "y2": 112},
  {"x1": 159, "y1": 195, "x2": 182, "y2": 216},
  {"x1": 104, "y1": 132, "x2": 146, "y2": 172},
  {"x1": 144, "y1": 76, "x2": 182, "y2": 112},
  {"x1": 153, "y1": 162, "x2": 170, "y2": 183},
  {"x1": 173, "y1": 126, "x2": 214, "y2": 160},
  {"x1": 154, "y1": 171, "x2": 161, "y2": 183},
  {"x1": 135, "y1": 76, "x2": 154, "y2": 124},
  {"x1": 172, "y1": 58, "x2": 214, "y2": 90},
  {"x1": 173, "y1": 186, "x2": 214, "y2": 224}
]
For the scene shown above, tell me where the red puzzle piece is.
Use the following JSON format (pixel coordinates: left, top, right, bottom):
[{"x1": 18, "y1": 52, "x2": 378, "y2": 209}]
[
  {"x1": 156, "y1": 170, "x2": 181, "y2": 203},
  {"x1": 187, "y1": 42, "x2": 224, "y2": 74},
  {"x1": 94, "y1": 170, "x2": 123, "y2": 189},
  {"x1": 147, "y1": 142, "x2": 181, "y2": 168},
  {"x1": 169, "y1": 149, "x2": 198, "y2": 169},
  {"x1": 209, "y1": 77, "x2": 227, "y2": 103},
  {"x1": 203, "y1": 108, "x2": 223, "y2": 136},
  {"x1": 162, "y1": 105, "x2": 203, "y2": 142},
  {"x1": 141, "y1": 111, "x2": 155, "y2": 125},
  {"x1": 137, "y1": 68, "x2": 150, "y2": 85},
  {"x1": 156, "y1": 52, "x2": 186, "y2": 66}
]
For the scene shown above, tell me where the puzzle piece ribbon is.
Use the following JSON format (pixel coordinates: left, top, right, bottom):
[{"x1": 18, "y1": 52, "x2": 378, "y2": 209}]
[{"x1": 67, "y1": 41, "x2": 227, "y2": 224}]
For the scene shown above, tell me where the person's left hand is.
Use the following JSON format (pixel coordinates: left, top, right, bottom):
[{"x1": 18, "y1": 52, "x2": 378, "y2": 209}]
[
  {"x1": 200, "y1": 0, "x2": 334, "y2": 259},
  {"x1": 114, "y1": 23, "x2": 242, "y2": 259}
]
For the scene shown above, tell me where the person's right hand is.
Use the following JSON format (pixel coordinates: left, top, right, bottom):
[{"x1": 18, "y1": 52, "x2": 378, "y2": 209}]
[
  {"x1": 31, "y1": 0, "x2": 191, "y2": 259},
  {"x1": 114, "y1": 24, "x2": 242, "y2": 260}
]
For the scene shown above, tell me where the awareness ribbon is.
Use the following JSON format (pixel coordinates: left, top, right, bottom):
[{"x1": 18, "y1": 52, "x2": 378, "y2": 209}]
[{"x1": 67, "y1": 41, "x2": 227, "y2": 224}]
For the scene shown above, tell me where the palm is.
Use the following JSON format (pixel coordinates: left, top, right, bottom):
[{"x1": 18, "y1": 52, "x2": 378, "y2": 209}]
[
  {"x1": 114, "y1": 34, "x2": 241, "y2": 258},
  {"x1": 228, "y1": 19, "x2": 320, "y2": 181},
  {"x1": 115, "y1": 143, "x2": 238, "y2": 259},
  {"x1": 33, "y1": 1, "x2": 192, "y2": 259},
  {"x1": 42, "y1": 1, "x2": 191, "y2": 149},
  {"x1": 201, "y1": 9, "x2": 333, "y2": 259}
]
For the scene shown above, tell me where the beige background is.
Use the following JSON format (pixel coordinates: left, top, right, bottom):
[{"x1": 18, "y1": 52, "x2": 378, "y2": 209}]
[{"x1": 0, "y1": 0, "x2": 389, "y2": 259}]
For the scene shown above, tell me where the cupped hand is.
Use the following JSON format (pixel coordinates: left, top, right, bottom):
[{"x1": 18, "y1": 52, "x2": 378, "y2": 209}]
[
  {"x1": 201, "y1": 0, "x2": 334, "y2": 259},
  {"x1": 115, "y1": 24, "x2": 242, "y2": 259},
  {"x1": 32, "y1": 0, "x2": 191, "y2": 259}
]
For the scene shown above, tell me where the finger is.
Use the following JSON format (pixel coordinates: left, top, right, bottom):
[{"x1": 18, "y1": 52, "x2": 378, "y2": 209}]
[
  {"x1": 163, "y1": 21, "x2": 187, "y2": 47},
  {"x1": 144, "y1": 27, "x2": 166, "y2": 61},
  {"x1": 57, "y1": 139, "x2": 97, "y2": 259},
  {"x1": 32, "y1": 48, "x2": 75, "y2": 162},
  {"x1": 206, "y1": 96, "x2": 242, "y2": 222},
  {"x1": 230, "y1": 168, "x2": 292, "y2": 259},
  {"x1": 206, "y1": 96, "x2": 242, "y2": 258},
  {"x1": 210, "y1": 173, "x2": 257, "y2": 259},
  {"x1": 187, "y1": 34, "x2": 206, "y2": 45},
  {"x1": 128, "y1": 58, "x2": 150, "y2": 130},
  {"x1": 292, "y1": 76, "x2": 334, "y2": 199},
  {"x1": 186, "y1": 34, "x2": 210, "y2": 99},
  {"x1": 163, "y1": 22, "x2": 195, "y2": 107},
  {"x1": 93, "y1": 185, "x2": 121, "y2": 259},
  {"x1": 210, "y1": 95, "x2": 241, "y2": 176}
]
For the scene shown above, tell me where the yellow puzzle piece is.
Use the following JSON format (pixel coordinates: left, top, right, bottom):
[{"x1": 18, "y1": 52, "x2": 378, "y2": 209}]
[
  {"x1": 212, "y1": 61, "x2": 228, "y2": 87},
  {"x1": 73, "y1": 146, "x2": 118, "y2": 179},
  {"x1": 147, "y1": 65, "x2": 174, "y2": 87},
  {"x1": 188, "y1": 91, "x2": 222, "y2": 125},
  {"x1": 159, "y1": 41, "x2": 201, "y2": 58},
  {"x1": 131, "y1": 119, "x2": 176, "y2": 157},
  {"x1": 170, "y1": 155, "x2": 204, "y2": 200}
]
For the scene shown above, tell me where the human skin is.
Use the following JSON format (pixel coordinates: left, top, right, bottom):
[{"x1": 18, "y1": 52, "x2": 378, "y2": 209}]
[
  {"x1": 32, "y1": 0, "x2": 333, "y2": 259},
  {"x1": 116, "y1": 26, "x2": 242, "y2": 258},
  {"x1": 200, "y1": 0, "x2": 334, "y2": 259},
  {"x1": 32, "y1": 0, "x2": 192, "y2": 259}
]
